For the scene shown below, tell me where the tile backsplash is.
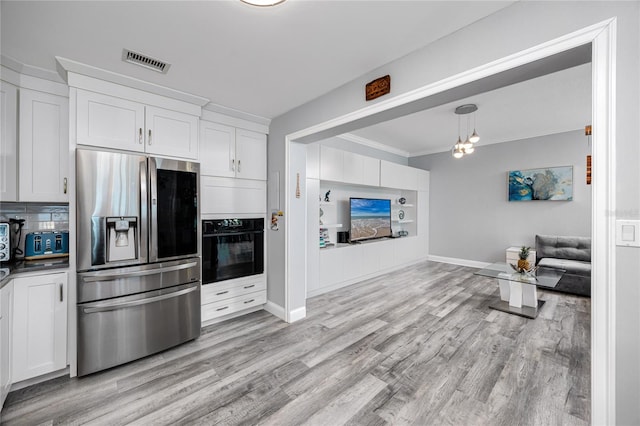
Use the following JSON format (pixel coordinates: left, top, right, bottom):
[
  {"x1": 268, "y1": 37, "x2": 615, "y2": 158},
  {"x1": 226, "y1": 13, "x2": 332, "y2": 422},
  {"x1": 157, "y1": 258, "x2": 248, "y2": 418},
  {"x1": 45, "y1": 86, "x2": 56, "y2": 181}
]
[{"x1": 0, "y1": 202, "x2": 69, "y2": 259}]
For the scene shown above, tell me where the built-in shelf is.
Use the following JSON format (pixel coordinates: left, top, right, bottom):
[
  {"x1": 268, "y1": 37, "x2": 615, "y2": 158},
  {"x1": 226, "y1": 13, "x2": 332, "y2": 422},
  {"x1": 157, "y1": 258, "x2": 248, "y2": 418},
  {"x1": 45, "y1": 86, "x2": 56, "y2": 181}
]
[
  {"x1": 393, "y1": 203, "x2": 414, "y2": 207},
  {"x1": 392, "y1": 219, "x2": 415, "y2": 224},
  {"x1": 319, "y1": 223, "x2": 343, "y2": 228}
]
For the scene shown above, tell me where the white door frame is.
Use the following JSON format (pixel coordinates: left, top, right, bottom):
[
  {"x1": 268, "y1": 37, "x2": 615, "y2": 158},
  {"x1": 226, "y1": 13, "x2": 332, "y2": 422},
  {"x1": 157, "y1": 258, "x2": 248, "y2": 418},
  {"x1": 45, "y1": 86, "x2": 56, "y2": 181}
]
[{"x1": 284, "y1": 18, "x2": 616, "y2": 424}]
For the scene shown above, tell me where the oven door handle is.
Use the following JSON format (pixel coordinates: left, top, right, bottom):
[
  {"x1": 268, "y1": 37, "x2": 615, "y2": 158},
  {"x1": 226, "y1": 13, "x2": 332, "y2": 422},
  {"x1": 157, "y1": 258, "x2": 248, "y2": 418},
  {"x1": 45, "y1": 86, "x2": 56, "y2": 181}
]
[
  {"x1": 203, "y1": 230, "x2": 264, "y2": 237},
  {"x1": 81, "y1": 285, "x2": 199, "y2": 314},
  {"x1": 80, "y1": 261, "x2": 199, "y2": 283}
]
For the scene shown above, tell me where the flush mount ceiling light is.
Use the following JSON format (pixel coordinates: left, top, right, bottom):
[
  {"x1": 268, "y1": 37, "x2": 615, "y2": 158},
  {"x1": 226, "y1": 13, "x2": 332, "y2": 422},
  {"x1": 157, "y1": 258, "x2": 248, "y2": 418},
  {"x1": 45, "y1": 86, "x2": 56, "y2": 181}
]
[
  {"x1": 451, "y1": 104, "x2": 480, "y2": 159},
  {"x1": 240, "y1": 0, "x2": 286, "y2": 6}
]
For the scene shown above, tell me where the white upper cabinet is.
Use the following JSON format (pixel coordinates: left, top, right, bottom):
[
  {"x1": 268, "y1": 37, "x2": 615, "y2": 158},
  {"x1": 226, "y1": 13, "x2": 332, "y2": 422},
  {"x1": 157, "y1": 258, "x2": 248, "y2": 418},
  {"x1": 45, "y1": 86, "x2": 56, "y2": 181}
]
[
  {"x1": 235, "y1": 129, "x2": 267, "y2": 181},
  {"x1": 320, "y1": 146, "x2": 380, "y2": 186},
  {"x1": 380, "y1": 160, "x2": 418, "y2": 191},
  {"x1": 319, "y1": 146, "x2": 344, "y2": 182},
  {"x1": 144, "y1": 106, "x2": 198, "y2": 159},
  {"x1": 199, "y1": 121, "x2": 266, "y2": 181},
  {"x1": 19, "y1": 88, "x2": 69, "y2": 202},
  {"x1": 0, "y1": 82, "x2": 18, "y2": 202},
  {"x1": 199, "y1": 121, "x2": 235, "y2": 178},
  {"x1": 76, "y1": 90, "x2": 145, "y2": 152},
  {"x1": 76, "y1": 90, "x2": 198, "y2": 159}
]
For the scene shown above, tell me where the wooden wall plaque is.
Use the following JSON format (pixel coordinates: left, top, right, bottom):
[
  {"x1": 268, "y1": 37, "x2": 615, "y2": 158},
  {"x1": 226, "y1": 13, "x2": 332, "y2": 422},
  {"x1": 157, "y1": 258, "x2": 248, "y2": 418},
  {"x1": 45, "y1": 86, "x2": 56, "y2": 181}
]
[{"x1": 366, "y1": 75, "x2": 390, "y2": 101}]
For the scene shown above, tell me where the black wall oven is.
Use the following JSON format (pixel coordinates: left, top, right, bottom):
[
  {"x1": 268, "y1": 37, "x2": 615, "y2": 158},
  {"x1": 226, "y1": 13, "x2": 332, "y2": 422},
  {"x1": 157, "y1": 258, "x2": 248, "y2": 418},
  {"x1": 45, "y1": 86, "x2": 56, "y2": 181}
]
[{"x1": 202, "y1": 218, "x2": 264, "y2": 284}]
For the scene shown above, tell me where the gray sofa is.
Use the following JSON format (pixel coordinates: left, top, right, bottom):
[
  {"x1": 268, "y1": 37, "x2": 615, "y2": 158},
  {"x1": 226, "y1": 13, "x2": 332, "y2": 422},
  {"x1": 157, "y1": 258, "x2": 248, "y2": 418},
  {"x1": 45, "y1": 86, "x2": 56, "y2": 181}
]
[{"x1": 535, "y1": 235, "x2": 591, "y2": 297}]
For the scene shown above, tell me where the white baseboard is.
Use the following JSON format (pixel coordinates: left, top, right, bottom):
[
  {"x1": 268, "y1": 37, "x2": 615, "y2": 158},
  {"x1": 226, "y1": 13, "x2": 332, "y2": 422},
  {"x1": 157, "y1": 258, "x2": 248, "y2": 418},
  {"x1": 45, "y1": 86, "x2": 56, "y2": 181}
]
[
  {"x1": 288, "y1": 306, "x2": 307, "y2": 323},
  {"x1": 427, "y1": 255, "x2": 491, "y2": 269},
  {"x1": 10, "y1": 367, "x2": 70, "y2": 391},
  {"x1": 264, "y1": 300, "x2": 286, "y2": 321}
]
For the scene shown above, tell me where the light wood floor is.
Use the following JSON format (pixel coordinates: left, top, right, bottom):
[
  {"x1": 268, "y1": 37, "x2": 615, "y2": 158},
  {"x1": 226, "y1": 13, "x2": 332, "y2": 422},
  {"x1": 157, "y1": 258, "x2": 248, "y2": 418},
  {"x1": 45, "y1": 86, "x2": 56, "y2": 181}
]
[{"x1": 0, "y1": 260, "x2": 590, "y2": 425}]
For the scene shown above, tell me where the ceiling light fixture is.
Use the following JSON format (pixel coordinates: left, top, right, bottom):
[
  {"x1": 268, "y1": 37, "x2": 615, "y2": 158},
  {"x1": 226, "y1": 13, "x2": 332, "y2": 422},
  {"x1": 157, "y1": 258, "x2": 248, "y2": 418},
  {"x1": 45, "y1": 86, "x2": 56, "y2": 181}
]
[
  {"x1": 240, "y1": 0, "x2": 286, "y2": 6},
  {"x1": 451, "y1": 104, "x2": 480, "y2": 159}
]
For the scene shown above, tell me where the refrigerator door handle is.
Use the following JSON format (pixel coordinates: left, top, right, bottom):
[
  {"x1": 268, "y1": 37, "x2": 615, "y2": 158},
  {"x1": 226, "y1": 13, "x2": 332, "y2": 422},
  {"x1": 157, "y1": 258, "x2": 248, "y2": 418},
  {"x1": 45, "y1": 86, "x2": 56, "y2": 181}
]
[
  {"x1": 148, "y1": 156, "x2": 158, "y2": 262},
  {"x1": 80, "y1": 261, "x2": 198, "y2": 283},
  {"x1": 139, "y1": 157, "x2": 149, "y2": 263},
  {"x1": 81, "y1": 284, "x2": 198, "y2": 314}
]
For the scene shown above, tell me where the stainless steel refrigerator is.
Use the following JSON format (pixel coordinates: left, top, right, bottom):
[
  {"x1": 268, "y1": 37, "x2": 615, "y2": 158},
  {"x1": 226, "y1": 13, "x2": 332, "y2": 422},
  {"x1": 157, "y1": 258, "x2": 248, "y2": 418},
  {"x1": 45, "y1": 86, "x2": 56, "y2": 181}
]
[{"x1": 76, "y1": 148, "x2": 201, "y2": 376}]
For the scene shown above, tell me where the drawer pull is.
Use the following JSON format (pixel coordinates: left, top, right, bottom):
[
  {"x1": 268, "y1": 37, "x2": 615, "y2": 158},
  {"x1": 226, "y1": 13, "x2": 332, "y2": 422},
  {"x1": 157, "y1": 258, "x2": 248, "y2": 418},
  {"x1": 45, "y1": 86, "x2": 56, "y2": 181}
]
[
  {"x1": 60, "y1": 284, "x2": 63, "y2": 302},
  {"x1": 244, "y1": 299, "x2": 255, "y2": 304},
  {"x1": 139, "y1": 128, "x2": 143, "y2": 144},
  {"x1": 216, "y1": 291, "x2": 229, "y2": 296},
  {"x1": 148, "y1": 129, "x2": 152, "y2": 145},
  {"x1": 243, "y1": 285, "x2": 255, "y2": 289},
  {"x1": 216, "y1": 306, "x2": 229, "y2": 311}
]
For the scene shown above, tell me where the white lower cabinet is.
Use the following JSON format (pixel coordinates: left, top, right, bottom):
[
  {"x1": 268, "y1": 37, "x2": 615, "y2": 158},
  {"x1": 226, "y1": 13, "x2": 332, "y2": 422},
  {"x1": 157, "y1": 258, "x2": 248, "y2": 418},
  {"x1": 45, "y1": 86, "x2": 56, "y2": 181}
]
[
  {"x1": 12, "y1": 272, "x2": 68, "y2": 383},
  {"x1": 201, "y1": 275, "x2": 266, "y2": 323},
  {"x1": 316, "y1": 237, "x2": 425, "y2": 297},
  {"x1": 1, "y1": 281, "x2": 13, "y2": 409}
]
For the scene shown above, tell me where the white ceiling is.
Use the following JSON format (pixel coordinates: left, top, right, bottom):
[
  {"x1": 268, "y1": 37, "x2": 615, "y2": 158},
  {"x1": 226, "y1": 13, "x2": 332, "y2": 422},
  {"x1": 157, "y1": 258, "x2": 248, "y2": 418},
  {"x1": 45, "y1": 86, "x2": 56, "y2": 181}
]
[
  {"x1": 1, "y1": 1, "x2": 590, "y2": 157},
  {"x1": 0, "y1": 0, "x2": 515, "y2": 120},
  {"x1": 349, "y1": 63, "x2": 592, "y2": 156}
]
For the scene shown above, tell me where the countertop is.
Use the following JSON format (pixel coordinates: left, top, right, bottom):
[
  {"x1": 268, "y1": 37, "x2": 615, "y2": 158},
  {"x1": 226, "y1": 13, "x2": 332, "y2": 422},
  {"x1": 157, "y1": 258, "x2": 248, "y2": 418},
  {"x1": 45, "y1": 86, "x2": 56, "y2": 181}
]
[{"x1": 0, "y1": 257, "x2": 70, "y2": 289}]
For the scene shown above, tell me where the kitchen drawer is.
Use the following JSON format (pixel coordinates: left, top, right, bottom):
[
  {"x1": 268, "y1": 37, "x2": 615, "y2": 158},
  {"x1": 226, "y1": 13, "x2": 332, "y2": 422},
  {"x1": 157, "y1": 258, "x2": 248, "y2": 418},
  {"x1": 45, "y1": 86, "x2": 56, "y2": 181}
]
[
  {"x1": 201, "y1": 277, "x2": 266, "y2": 304},
  {"x1": 201, "y1": 290, "x2": 266, "y2": 322}
]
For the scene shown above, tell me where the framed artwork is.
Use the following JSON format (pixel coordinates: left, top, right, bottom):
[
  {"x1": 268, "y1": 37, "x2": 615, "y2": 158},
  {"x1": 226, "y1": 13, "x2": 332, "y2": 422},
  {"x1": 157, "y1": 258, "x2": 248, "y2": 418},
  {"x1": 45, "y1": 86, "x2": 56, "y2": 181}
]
[{"x1": 508, "y1": 166, "x2": 573, "y2": 201}]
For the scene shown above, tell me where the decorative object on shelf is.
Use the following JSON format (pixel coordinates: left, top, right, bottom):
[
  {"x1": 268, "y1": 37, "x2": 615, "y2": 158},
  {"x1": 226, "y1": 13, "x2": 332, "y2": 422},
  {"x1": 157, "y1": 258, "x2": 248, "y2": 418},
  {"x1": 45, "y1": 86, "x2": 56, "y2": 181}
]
[
  {"x1": 397, "y1": 197, "x2": 406, "y2": 205},
  {"x1": 365, "y1": 75, "x2": 391, "y2": 101},
  {"x1": 451, "y1": 104, "x2": 480, "y2": 159},
  {"x1": 319, "y1": 207, "x2": 324, "y2": 225},
  {"x1": 324, "y1": 190, "x2": 331, "y2": 202},
  {"x1": 337, "y1": 231, "x2": 349, "y2": 244},
  {"x1": 508, "y1": 166, "x2": 573, "y2": 201},
  {"x1": 398, "y1": 210, "x2": 405, "y2": 220},
  {"x1": 397, "y1": 230, "x2": 409, "y2": 237}
]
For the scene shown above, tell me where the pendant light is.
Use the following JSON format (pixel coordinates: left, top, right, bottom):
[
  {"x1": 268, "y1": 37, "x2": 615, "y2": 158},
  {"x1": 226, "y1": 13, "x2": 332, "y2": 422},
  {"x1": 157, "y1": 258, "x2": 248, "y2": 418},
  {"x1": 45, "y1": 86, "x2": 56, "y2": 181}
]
[
  {"x1": 241, "y1": 0, "x2": 286, "y2": 6},
  {"x1": 451, "y1": 104, "x2": 480, "y2": 159}
]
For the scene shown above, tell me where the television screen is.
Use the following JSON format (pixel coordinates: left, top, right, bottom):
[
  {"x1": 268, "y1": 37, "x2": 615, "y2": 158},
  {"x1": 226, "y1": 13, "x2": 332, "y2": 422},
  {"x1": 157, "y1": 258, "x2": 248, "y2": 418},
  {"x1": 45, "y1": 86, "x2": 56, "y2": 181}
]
[{"x1": 350, "y1": 198, "x2": 392, "y2": 242}]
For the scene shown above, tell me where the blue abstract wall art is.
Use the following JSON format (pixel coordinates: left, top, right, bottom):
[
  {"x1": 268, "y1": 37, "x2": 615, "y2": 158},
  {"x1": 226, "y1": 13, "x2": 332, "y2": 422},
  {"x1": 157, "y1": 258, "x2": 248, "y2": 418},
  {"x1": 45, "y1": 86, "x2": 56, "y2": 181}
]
[{"x1": 508, "y1": 166, "x2": 573, "y2": 201}]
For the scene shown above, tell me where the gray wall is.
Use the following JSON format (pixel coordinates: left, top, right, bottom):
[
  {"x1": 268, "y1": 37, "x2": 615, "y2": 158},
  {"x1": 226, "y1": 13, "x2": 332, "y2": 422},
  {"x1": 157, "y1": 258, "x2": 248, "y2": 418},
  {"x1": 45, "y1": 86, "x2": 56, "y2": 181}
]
[
  {"x1": 267, "y1": 3, "x2": 640, "y2": 422},
  {"x1": 409, "y1": 130, "x2": 591, "y2": 262}
]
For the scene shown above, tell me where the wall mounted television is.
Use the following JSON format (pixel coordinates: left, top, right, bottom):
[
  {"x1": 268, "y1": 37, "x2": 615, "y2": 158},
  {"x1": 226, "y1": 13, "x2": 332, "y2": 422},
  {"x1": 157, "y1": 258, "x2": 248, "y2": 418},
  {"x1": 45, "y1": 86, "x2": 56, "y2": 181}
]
[{"x1": 349, "y1": 197, "x2": 392, "y2": 242}]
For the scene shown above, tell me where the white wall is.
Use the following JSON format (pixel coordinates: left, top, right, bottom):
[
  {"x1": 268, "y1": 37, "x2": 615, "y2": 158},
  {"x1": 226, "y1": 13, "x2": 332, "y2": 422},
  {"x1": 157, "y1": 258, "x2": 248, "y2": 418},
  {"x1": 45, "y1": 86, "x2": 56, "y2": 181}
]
[
  {"x1": 409, "y1": 130, "x2": 592, "y2": 262},
  {"x1": 267, "y1": 3, "x2": 640, "y2": 422}
]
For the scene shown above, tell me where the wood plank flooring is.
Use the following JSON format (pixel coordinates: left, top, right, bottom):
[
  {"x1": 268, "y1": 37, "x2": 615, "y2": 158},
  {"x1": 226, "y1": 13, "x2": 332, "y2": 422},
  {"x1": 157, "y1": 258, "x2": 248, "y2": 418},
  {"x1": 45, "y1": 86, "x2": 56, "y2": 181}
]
[{"x1": 0, "y1": 260, "x2": 591, "y2": 425}]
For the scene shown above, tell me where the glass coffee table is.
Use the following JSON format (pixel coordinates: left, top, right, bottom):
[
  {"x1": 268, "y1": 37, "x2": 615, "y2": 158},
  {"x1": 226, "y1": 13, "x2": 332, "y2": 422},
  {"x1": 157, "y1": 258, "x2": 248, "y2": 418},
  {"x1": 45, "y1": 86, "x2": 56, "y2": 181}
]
[{"x1": 474, "y1": 262, "x2": 565, "y2": 319}]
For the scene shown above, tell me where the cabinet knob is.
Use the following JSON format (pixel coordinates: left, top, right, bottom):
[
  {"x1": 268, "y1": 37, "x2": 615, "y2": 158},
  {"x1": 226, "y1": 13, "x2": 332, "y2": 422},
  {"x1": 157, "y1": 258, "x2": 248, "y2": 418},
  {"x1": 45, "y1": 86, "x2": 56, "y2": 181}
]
[
  {"x1": 238, "y1": 160, "x2": 241, "y2": 173},
  {"x1": 231, "y1": 159, "x2": 235, "y2": 172},
  {"x1": 63, "y1": 177, "x2": 68, "y2": 194},
  {"x1": 139, "y1": 128, "x2": 143, "y2": 144},
  {"x1": 148, "y1": 129, "x2": 152, "y2": 145}
]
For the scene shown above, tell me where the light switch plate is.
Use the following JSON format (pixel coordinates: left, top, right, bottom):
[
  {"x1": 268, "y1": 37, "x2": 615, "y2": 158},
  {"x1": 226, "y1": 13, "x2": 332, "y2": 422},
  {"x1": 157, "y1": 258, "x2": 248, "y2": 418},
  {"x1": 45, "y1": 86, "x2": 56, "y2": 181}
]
[{"x1": 616, "y1": 220, "x2": 640, "y2": 247}]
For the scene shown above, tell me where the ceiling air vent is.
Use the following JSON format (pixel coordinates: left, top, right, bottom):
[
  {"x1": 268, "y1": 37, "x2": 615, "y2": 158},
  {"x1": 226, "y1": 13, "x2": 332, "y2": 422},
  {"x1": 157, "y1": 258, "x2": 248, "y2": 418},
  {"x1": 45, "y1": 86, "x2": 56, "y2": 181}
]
[{"x1": 122, "y1": 49, "x2": 171, "y2": 74}]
